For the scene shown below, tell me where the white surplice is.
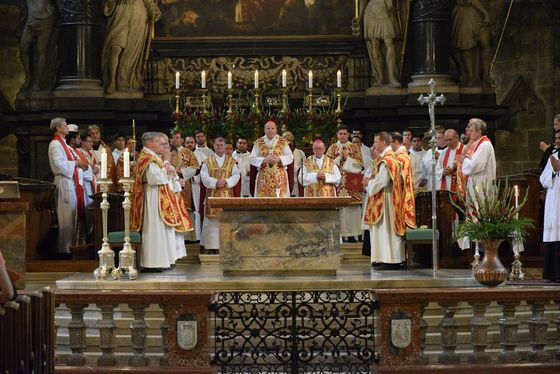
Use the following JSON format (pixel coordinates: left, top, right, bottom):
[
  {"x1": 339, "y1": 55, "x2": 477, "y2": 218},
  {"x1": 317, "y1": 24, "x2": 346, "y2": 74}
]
[
  {"x1": 367, "y1": 146, "x2": 405, "y2": 264},
  {"x1": 409, "y1": 148, "x2": 426, "y2": 189},
  {"x1": 438, "y1": 145, "x2": 460, "y2": 191},
  {"x1": 232, "y1": 150, "x2": 251, "y2": 197},
  {"x1": 196, "y1": 144, "x2": 215, "y2": 158},
  {"x1": 301, "y1": 155, "x2": 341, "y2": 188},
  {"x1": 422, "y1": 147, "x2": 446, "y2": 192},
  {"x1": 360, "y1": 144, "x2": 371, "y2": 173},
  {"x1": 140, "y1": 148, "x2": 176, "y2": 268},
  {"x1": 461, "y1": 138, "x2": 496, "y2": 196},
  {"x1": 291, "y1": 147, "x2": 306, "y2": 196},
  {"x1": 48, "y1": 139, "x2": 77, "y2": 253},
  {"x1": 249, "y1": 135, "x2": 294, "y2": 197},
  {"x1": 200, "y1": 155, "x2": 240, "y2": 250},
  {"x1": 540, "y1": 151, "x2": 560, "y2": 242},
  {"x1": 191, "y1": 149, "x2": 208, "y2": 241}
]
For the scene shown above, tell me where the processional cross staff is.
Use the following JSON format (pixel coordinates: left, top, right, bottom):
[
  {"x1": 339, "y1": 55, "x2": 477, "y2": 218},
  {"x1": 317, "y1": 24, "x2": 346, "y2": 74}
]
[{"x1": 417, "y1": 79, "x2": 446, "y2": 278}]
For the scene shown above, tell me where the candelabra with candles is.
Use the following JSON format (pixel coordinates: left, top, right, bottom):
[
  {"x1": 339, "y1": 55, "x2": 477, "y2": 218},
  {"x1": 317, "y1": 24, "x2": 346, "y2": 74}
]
[
  {"x1": 509, "y1": 185, "x2": 525, "y2": 280},
  {"x1": 112, "y1": 177, "x2": 138, "y2": 280},
  {"x1": 93, "y1": 177, "x2": 115, "y2": 280}
]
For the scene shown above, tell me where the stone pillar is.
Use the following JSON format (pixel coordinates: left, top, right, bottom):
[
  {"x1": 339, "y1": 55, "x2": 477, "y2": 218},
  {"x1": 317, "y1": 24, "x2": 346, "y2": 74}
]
[
  {"x1": 55, "y1": 0, "x2": 103, "y2": 96},
  {"x1": 409, "y1": 0, "x2": 455, "y2": 87}
]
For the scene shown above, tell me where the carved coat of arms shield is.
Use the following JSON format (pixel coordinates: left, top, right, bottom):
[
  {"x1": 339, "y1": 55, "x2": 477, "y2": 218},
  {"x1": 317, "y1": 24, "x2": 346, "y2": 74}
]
[
  {"x1": 177, "y1": 320, "x2": 197, "y2": 350},
  {"x1": 391, "y1": 318, "x2": 411, "y2": 349}
]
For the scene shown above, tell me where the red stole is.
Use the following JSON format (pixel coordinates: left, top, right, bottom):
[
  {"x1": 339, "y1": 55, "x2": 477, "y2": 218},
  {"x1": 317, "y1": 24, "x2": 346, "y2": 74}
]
[
  {"x1": 440, "y1": 143, "x2": 464, "y2": 192},
  {"x1": 53, "y1": 135, "x2": 85, "y2": 222}
]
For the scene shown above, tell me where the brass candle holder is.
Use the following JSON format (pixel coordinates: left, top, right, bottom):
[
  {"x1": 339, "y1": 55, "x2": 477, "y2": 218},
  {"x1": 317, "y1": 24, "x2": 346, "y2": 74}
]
[
  {"x1": 253, "y1": 88, "x2": 261, "y2": 114},
  {"x1": 201, "y1": 88, "x2": 209, "y2": 115},
  {"x1": 335, "y1": 88, "x2": 343, "y2": 114},
  {"x1": 226, "y1": 88, "x2": 234, "y2": 114},
  {"x1": 93, "y1": 178, "x2": 115, "y2": 280},
  {"x1": 112, "y1": 177, "x2": 138, "y2": 280},
  {"x1": 174, "y1": 88, "x2": 181, "y2": 113},
  {"x1": 281, "y1": 88, "x2": 289, "y2": 114},
  {"x1": 306, "y1": 88, "x2": 314, "y2": 113}
]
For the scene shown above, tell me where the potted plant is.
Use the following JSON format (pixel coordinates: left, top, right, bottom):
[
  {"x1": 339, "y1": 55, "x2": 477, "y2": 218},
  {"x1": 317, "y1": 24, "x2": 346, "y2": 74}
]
[{"x1": 453, "y1": 180, "x2": 534, "y2": 287}]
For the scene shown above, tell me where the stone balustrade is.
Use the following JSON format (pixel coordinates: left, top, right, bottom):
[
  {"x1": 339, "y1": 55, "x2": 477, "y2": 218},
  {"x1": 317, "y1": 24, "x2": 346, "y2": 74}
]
[{"x1": 377, "y1": 288, "x2": 560, "y2": 373}]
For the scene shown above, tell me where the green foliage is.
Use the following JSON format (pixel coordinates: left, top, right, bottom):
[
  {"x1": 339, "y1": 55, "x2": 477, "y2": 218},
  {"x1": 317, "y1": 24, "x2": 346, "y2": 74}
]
[{"x1": 452, "y1": 179, "x2": 534, "y2": 242}]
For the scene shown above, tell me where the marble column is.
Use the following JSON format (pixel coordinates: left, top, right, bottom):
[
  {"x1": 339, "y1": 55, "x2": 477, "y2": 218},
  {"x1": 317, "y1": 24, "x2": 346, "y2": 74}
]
[
  {"x1": 409, "y1": 0, "x2": 455, "y2": 86},
  {"x1": 55, "y1": 0, "x2": 104, "y2": 96}
]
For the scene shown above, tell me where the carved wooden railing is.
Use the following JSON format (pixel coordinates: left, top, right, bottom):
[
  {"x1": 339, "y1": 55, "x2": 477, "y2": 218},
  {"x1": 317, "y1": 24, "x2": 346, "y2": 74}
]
[
  {"x1": 0, "y1": 287, "x2": 55, "y2": 374},
  {"x1": 376, "y1": 288, "x2": 560, "y2": 373},
  {"x1": 54, "y1": 290, "x2": 214, "y2": 373}
]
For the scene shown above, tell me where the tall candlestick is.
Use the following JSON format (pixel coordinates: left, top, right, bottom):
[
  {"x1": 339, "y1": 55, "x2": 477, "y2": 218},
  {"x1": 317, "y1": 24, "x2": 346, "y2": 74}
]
[
  {"x1": 201, "y1": 70, "x2": 206, "y2": 89},
  {"x1": 123, "y1": 149, "x2": 130, "y2": 178},
  {"x1": 132, "y1": 119, "x2": 136, "y2": 140},
  {"x1": 227, "y1": 71, "x2": 232, "y2": 89},
  {"x1": 308, "y1": 70, "x2": 313, "y2": 89},
  {"x1": 254, "y1": 70, "x2": 259, "y2": 89},
  {"x1": 355, "y1": 0, "x2": 359, "y2": 18},
  {"x1": 175, "y1": 71, "x2": 180, "y2": 89},
  {"x1": 514, "y1": 185, "x2": 519, "y2": 208},
  {"x1": 282, "y1": 69, "x2": 287, "y2": 88},
  {"x1": 101, "y1": 148, "x2": 107, "y2": 179},
  {"x1": 337, "y1": 70, "x2": 342, "y2": 88}
]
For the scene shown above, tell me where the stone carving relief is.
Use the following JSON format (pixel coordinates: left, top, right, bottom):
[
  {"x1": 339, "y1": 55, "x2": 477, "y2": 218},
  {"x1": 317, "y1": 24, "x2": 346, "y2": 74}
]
[
  {"x1": 451, "y1": 0, "x2": 494, "y2": 86},
  {"x1": 363, "y1": 0, "x2": 406, "y2": 88},
  {"x1": 18, "y1": 0, "x2": 58, "y2": 96},
  {"x1": 145, "y1": 55, "x2": 348, "y2": 95},
  {"x1": 101, "y1": 0, "x2": 161, "y2": 95}
]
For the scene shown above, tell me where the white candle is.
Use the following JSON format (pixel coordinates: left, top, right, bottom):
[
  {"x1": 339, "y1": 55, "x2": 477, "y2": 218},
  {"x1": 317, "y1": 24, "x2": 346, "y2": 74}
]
[
  {"x1": 337, "y1": 70, "x2": 342, "y2": 88},
  {"x1": 254, "y1": 70, "x2": 259, "y2": 89},
  {"x1": 101, "y1": 148, "x2": 107, "y2": 179},
  {"x1": 123, "y1": 149, "x2": 130, "y2": 178},
  {"x1": 308, "y1": 70, "x2": 313, "y2": 89},
  {"x1": 282, "y1": 69, "x2": 287, "y2": 88},
  {"x1": 175, "y1": 71, "x2": 180, "y2": 89},
  {"x1": 227, "y1": 71, "x2": 232, "y2": 89},
  {"x1": 514, "y1": 185, "x2": 519, "y2": 208},
  {"x1": 201, "y1": 70, "x2": 206, "y2": 89}
]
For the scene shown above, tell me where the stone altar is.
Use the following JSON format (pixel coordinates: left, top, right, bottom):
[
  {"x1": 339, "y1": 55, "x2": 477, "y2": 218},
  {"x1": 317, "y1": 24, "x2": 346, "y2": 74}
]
[{"x1": 208, "y1": 197, "x2": 352, "y2": 276}]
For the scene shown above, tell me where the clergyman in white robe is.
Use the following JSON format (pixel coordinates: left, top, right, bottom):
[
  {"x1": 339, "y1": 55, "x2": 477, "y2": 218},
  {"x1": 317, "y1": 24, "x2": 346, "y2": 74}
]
[
  {"x1": 366, "y1": 146, "x2": 405, "y2": 264},
  {"x1": 200, "y1": 155, "x2": 240, "y2": 250},
  {"x1": 48, "y1": 139, "x2": 77, "y2": 253},
  {"x1": 232, "y1": 150, "x2": 251, "y2": 197},
  {"x1": 540, "y1": 147, "x2": 560, "y2": 281},
  {"x1": 300, "y1": 155, "x2": 341, "y2": 190},
  {"x1": 141, "y1": 148, "x2": 176, "y2": 269},
  {"x1": 461, "y1": 137, "x2": 496, "y2": 196},
  {"x1": 250, "y1": 134, "x2": 294, "y2": 197},
  {"x1": 409, "y1": 148, "x2": 426, "y2": 189}
]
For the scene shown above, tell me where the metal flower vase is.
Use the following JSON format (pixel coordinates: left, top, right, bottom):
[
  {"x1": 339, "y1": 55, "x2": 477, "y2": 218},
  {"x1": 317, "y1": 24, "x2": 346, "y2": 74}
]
[{"x1": 474, "y1": 240, "x2": 508, "y2": 287}]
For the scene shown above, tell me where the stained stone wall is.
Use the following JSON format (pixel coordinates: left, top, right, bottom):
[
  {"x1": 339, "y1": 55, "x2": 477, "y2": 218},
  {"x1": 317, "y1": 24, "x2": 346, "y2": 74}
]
[{"x1": 491, "y1": 0, "x2": 560, "y2": 176}]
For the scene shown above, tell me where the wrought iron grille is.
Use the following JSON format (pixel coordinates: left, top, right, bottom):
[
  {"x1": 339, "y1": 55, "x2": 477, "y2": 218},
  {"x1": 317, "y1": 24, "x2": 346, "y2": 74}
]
[{"x1": 211, "y1": 290, "x2": 377, "y2": 374}]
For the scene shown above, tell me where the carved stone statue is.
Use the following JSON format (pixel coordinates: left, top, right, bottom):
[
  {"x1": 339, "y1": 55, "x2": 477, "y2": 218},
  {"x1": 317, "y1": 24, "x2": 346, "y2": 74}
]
[
  {"x1": 101, "y1": 0, "x2": 161, "y2": 95},
  {"x1": 19, "y1": 0, "x2": 58, "y2": 94},
  {"x1": 451, "y1": 0, "x2": 493, "y2": 85},
  {"x1": 363, "y1": 0, "x2": 401, "y2": 88}
]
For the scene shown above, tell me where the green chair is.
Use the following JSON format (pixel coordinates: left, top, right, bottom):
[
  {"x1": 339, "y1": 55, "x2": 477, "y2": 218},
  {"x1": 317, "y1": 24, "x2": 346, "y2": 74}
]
[
  {"x1": 405, "y1": 228, "x2": 439, "y2": 269},
  {"x1": 108, "y1": 231, "x2": 142, "y2": 268}
]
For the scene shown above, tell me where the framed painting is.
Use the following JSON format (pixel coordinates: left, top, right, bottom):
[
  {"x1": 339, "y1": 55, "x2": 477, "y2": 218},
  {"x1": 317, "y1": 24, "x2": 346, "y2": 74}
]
[{"x1": 155, "y1": 0, "x2": 355, "y2": 40}]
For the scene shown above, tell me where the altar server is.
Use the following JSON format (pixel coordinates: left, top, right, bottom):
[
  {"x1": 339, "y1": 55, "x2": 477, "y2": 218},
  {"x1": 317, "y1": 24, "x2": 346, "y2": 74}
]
[{"x1": 232, "y1": 136, "x2": 251, "y2": 197}]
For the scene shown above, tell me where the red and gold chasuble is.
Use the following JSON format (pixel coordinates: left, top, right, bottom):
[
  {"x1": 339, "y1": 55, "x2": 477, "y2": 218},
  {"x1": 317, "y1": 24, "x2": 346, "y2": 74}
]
[
  {"x1": 303, "y1": 156, "x2": 337, "y2": 197},
  {"x1": 130, "y1": 149, "x2": 193, "y2": 233},
  {"x1": 363, "y1": 150, "x2": 405, "y2": 236},
  {"x1": 326, "y1": 142, "x2": 364, "y2": 205},
  {"x1": 456, "y1": 136, "x2": 490, "y2": 198},
  {"x1": 255, "y1": 136, "x2": 290, "y2": 197},
  {"x1": 204, "y1": 155, "x2": 236, "y2": 218},
  {"x1": 396, "y1": 148, "x2": 416, "y2": 229},
  {"x1": 172, "y1": 147, "x2": 199, "y2": 211}
]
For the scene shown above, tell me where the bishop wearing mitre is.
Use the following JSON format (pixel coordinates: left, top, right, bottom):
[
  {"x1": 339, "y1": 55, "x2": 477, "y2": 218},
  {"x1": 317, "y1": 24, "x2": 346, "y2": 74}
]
[
  {"x1": 249, "y1": 121, "x2": 294, "y2": 197},
  {"x1": 301, "y1": 139, "x2": 341, "y2": 197}
]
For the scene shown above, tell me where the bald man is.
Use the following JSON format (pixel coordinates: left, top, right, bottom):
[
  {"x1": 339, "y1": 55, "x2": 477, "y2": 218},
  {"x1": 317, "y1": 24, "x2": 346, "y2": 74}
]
[
  {"x1": 250, "y1": 121, "x2": 294, "y2": 197},
  {"x1": 301, "y1": 139, "x2": 341, "y2": 197}
]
